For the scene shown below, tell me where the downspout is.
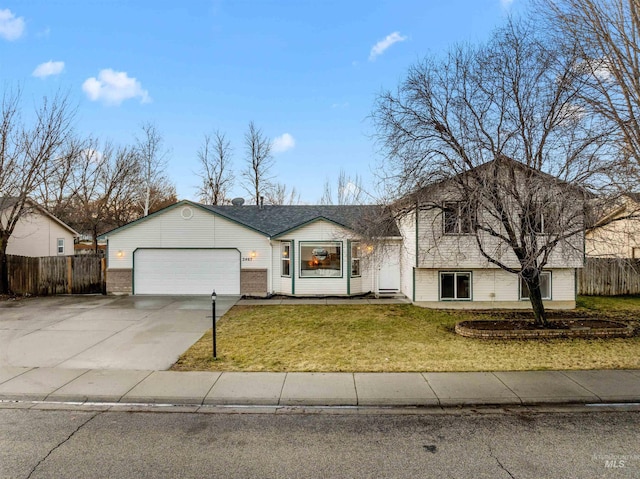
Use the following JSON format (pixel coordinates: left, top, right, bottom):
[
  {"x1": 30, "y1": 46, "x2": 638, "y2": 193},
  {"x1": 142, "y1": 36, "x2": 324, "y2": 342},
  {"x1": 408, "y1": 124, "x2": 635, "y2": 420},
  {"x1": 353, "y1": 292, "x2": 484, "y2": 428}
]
[{"x1": 414, "y1": 205, "x2": 419, "y2": 302}]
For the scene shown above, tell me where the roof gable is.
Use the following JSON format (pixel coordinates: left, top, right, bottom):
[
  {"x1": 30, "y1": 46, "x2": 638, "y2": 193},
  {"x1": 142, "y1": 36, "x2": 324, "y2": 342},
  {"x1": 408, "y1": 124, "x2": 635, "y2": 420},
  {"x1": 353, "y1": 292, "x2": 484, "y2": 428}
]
[
  {"x1": 99, "y1": 201, "x2": 400, "y2": 239},
  {"x1": 0, "y1": 197, "x2": 79, "y2": 237}
]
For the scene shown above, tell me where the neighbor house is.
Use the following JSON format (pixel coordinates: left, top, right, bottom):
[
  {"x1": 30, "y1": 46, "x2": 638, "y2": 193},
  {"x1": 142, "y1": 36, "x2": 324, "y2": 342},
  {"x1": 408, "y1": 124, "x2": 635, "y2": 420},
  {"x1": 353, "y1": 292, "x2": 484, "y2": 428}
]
[
  {"x1": 98, "y1": 201, "x2": 402, "y2": 297},
  {"x1": 1, "y1": 198, "x2": 79, "y2": 257},
  {"x1": 585, "y1": 194, "x2": 640, "y2": 258}
]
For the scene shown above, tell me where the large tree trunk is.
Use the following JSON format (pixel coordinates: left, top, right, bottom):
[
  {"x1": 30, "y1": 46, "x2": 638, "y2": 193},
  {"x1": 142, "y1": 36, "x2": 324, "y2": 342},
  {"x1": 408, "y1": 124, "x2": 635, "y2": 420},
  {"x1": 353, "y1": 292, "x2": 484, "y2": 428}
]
[{"x1": 522, "y1": 268, "x2": 549, "y2": 327}]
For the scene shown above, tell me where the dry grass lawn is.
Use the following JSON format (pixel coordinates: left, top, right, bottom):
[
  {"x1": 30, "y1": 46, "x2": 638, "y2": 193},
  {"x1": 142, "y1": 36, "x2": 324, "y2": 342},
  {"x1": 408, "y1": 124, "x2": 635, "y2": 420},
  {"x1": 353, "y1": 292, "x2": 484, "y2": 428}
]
[{"x1": 171, "y1": 297, "x2": 640, "y2": 373}]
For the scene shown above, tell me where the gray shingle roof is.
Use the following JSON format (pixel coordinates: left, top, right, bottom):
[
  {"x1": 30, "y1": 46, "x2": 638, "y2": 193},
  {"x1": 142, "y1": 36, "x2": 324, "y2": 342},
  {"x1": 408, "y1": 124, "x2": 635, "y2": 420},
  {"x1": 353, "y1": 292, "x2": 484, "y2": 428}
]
[{"x1": 200, "y1": 204, "x2": 400, "y2": 237}]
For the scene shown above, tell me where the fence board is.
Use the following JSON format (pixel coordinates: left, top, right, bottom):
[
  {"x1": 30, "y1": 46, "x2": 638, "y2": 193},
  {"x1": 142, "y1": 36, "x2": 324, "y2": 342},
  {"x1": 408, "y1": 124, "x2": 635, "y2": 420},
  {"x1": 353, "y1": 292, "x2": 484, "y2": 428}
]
[
  {"x1": 578, "y1": 258, "x2": 640, "y2": 296},
  {"x1": 7, "y1": 255, "x2": 105, "y2": 296}
]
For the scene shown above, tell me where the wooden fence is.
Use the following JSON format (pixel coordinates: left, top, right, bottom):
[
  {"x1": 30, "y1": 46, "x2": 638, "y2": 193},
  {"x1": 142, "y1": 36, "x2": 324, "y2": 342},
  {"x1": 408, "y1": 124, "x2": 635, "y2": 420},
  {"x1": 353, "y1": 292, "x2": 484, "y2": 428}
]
[
  {"x1": 8, "y1": 255, "x2": 106, "y2": 295},
  {"x1": 578, "y1": 258, "x2": 640, "y2": 296}
]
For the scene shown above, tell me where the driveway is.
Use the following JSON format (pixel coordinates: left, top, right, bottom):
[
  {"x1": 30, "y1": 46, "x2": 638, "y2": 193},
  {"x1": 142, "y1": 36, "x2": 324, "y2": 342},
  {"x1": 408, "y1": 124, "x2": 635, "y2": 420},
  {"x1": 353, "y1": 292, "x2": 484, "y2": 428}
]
[{"x1": 0, "y1": 295, "x2": 239, "y2": 371}]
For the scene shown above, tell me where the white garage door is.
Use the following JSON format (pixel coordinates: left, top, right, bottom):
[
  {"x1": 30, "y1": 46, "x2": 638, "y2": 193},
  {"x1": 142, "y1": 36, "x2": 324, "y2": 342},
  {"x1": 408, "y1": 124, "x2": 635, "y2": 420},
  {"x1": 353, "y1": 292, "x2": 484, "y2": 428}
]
[{"x1": 134, "y1": 248, "x2": 240, "y2": 295}]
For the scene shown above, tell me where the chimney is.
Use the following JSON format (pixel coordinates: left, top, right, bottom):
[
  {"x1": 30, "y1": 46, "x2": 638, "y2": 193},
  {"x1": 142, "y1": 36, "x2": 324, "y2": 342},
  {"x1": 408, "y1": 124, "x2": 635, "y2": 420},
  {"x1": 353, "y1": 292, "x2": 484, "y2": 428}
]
[{"x1": 259, "y1": 196, "x2": 264, "y2": 209}]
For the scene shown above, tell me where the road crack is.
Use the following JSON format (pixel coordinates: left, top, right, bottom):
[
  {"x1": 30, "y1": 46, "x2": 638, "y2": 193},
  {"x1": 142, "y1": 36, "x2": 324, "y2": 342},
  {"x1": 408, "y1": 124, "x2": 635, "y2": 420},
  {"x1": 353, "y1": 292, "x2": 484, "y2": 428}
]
[
  {"x1": 488, "y1": 444, "x2": 516, "y2": 479},
  {"x1": 25, "y1": 411, "x2": 103, "y2": 479}
]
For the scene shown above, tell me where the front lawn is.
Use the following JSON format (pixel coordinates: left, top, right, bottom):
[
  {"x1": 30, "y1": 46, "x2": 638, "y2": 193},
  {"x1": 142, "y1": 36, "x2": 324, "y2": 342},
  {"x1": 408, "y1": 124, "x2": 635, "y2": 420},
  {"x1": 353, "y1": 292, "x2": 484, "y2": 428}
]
[{"x1": 171, "y1": 298, "x2": 640, "y2": 372}]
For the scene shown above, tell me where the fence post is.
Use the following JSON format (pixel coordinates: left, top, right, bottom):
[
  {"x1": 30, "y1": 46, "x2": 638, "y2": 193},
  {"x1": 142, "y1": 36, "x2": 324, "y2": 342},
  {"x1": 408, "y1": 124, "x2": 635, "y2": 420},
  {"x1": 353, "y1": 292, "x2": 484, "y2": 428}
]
[{"x1": 67, "y1": 256, "x2": 73, "y2": 294}]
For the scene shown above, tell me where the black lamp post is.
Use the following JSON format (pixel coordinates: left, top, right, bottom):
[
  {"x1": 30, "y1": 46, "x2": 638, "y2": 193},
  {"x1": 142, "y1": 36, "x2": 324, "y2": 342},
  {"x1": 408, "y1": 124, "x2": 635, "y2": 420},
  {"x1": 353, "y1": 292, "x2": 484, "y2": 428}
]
[{"x1": 211, "y1": 290, "x2": 217, "y2": 359}]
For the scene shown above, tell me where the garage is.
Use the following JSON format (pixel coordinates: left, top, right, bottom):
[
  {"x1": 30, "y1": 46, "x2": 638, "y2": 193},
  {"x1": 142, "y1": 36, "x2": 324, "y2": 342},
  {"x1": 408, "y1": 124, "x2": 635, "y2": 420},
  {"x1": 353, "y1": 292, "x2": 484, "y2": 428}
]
[{"x1": 133, "y1": 248, "x2": 240, "y2": 295}]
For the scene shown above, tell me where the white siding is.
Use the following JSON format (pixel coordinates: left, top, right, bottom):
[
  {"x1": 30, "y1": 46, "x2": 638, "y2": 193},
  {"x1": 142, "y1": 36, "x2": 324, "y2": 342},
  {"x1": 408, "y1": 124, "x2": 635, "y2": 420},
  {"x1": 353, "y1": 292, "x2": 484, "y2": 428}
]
[
  {"x1": 406, "y1": 207, "x2": 584, "y2": 270},
  {"x1": 105, "y1": 204, "x2": 272, "y2": 291},
  {"x1": 414, "y1": 268, "x2": 576, "y2": 307},
  {"x1": 6, "y1": 211, "x2": 75, "y2": 257},
  {"x1": 398, "y1": 211, "x2": 416, "y2": 300},
  {"x1": 273, "y1": 220, "x2": 379, "y2": 296}
]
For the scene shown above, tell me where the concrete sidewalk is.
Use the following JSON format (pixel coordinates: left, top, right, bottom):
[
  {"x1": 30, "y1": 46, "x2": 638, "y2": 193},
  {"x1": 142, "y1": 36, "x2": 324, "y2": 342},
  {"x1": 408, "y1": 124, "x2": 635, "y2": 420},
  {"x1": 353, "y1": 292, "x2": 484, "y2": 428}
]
[{"x1": 1, "y1": 367, "x2": 639, "y2": 408}]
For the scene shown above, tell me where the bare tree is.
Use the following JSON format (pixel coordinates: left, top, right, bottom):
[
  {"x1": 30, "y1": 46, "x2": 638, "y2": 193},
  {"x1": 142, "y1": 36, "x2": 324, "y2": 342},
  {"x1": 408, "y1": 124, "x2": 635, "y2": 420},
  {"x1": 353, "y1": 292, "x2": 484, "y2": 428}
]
[
  {"x1": 265, "y1": 182, "x2": 300, "y2": 205},
  {"x1": 241, "y1": 121, "x2": 273, "y2": 205},
  {"x1": 320, "y1": 169, "x2": 366, "y2": 205},
  {"x1": 134, "y1": 122, "x2": 171, "y2": 216},
  {"x1": 67, "y1": 142, "x2": 141, "y2": 252},
  {"x1": 196, "y1": 131, "x2": 234, "y2": 205},
  {"x1": 33, "y1": 135, "x2": 91, "y2": 221},
  {"x1": 0, "y1": 89, "x2": 75, "y2": 293},
  {"x1": 373, "y1": 20, "x2": 617, "y2": 326},
  {"x1": 536, "y1": 0, "x2": 640, "y2": 168}
]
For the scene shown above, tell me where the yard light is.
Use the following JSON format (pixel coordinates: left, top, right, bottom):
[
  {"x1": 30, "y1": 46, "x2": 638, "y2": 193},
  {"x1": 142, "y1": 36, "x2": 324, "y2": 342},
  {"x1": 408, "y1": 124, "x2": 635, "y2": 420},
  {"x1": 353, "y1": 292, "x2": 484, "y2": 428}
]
[{"x1": 211, "y1": 290, "x2": 217, "y2": 359}]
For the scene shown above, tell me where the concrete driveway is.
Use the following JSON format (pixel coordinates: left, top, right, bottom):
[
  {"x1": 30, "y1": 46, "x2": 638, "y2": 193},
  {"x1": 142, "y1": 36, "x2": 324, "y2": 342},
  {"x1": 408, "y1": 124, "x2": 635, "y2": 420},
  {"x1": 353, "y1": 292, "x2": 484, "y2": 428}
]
[{"x1": 0, "y1": 295, "x2": 239, "y2": 371}]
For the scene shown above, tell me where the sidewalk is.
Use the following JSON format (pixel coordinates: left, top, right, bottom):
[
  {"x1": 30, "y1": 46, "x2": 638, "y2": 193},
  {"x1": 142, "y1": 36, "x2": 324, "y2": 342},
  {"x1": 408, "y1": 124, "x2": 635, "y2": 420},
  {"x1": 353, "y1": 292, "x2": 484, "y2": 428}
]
[{"x1": 1, "y1": 367, "x2": 639, "y2": 408}]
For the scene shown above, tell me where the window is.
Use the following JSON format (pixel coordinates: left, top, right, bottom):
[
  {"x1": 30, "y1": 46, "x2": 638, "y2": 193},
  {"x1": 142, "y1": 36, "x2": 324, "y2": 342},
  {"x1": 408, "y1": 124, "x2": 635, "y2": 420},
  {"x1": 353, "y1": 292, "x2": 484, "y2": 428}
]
[
  {"x1": 633, "y1": 247, "x2": 640, "y2": 259},
  {"x1": 281, "y1": 242, "x2": 291, "y2": 277},
  {"x1": 520, "y1": 272, "x2": 551, "y2": 300},
  {"x1": 443, "y1": 202, "x2": 472, "y2": 235},
  {"x1": 351, "y1": 242, "x2": 361, "y2": 277},
  {"x1": 300, "y1": 242, "x2": 342, "y2": 277},
  {"x1": 57, "y1": 238, "x2": 65, "y2": 255},
  {"x1": 440, "y1": 272, "x2": 471, "y2": 300}
]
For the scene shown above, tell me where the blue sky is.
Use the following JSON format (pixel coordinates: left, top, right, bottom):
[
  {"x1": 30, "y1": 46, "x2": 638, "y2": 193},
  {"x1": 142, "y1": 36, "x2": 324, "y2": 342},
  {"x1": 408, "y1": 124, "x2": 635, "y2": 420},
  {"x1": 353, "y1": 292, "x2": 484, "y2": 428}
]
[{"x1": 1, "y1": 0, "x2": 523, "y2": 203}]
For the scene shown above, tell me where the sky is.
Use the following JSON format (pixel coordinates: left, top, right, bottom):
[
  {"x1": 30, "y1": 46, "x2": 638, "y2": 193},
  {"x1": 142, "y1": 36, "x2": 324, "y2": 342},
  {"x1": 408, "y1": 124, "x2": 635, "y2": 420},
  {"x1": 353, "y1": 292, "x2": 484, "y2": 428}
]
[{"x1": 0, "y1": 0, "x2": 525, "y2": 204}]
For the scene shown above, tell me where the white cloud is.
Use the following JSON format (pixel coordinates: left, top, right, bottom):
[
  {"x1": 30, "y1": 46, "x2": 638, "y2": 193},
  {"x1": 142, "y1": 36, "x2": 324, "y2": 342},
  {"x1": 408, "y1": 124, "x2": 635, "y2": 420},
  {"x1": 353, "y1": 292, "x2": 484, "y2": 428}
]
[
  {"x1": 82, "y1": 69, "x2": 151, "y2": 106},
  {"x1": 0, "y1": 9, "x2": 25, "y2": 41},
  {"x1": 272, "y1": 133, "x2": 295, "y2": 153},
  {"x1": 32, "y1": 61, "x2": 65, "y2": 78},
  {"x1": 331, "y1": 102, "x2": 350, "y2": 109},
  {"x1": 369, "y1": 31, "x2": 407, "y2": 61},
  {"x1": 500, "y1": 0, "x2": 514, "y2": 8}
]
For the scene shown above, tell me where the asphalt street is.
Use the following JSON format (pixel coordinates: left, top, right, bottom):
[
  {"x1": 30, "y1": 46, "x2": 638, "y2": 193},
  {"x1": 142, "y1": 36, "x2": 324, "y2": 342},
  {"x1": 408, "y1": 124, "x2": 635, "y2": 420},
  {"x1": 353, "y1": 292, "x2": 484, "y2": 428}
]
[{"x1": 2, "y1": 408, "x2": 639, "y2": 479}]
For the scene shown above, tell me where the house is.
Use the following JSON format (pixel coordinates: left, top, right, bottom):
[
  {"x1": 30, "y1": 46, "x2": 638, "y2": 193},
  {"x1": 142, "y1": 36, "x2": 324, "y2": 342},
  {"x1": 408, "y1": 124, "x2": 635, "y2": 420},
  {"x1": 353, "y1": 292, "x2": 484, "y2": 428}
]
[
  {"x1": 99, "y1": 159, "x2": 586, "y2": 307},
  {"x1": 1, "y1": 198, "x2": 79, "y2": 257},
  {"x1": 98, "y1": 201, "x2": 403, "y2": 296},
  {"x1": 393, "y1": 158, "x2": 585, "y2": 309},
  {"x1": 585, "y1": 194, "x2": 640, "y2": 258}
]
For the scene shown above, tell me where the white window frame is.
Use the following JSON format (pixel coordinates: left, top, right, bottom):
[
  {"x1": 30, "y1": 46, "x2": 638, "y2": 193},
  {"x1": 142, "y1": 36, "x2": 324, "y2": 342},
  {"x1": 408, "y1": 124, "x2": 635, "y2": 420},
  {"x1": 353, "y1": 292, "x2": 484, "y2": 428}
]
[
  {"x1": 57, "y1": 238, "x2": 65, "y2": 255},
  {"x1": 281, "y1": 242, "x2": 291, "y2": 278},
  {"x1": 520, "y1": 271, "x2": 552, "y2": 300},
  {"x1": 299, "y1": 241, "x2": 342, "y2": 278},
  {"x1": 443, "y1": 202, "x2": 472, "y2": 235},
  {"x1": 439, "y1": 271, "x2": 472, "y2": 300},
  {"x1": 350, "y1": 242, "x2": 361, "y2": 278}
]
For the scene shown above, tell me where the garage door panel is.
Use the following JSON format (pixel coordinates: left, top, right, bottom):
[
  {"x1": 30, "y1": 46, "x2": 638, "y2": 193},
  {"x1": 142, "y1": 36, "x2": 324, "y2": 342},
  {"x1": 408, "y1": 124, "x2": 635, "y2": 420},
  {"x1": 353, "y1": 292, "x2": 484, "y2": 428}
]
[{"x1": 134, "y1": 249, "x2": 240, "y2": 295}]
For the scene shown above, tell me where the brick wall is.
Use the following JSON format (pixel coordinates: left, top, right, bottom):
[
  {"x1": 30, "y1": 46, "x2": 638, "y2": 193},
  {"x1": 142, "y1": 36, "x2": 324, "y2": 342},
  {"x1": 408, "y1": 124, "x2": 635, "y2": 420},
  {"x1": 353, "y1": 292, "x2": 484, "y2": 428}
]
[
  {"x1": 106, "y1": 268, "x2": 132, "y2": 294},
  {"x1": 241, "y1": 269, "x2": 268, "y2": 297}
]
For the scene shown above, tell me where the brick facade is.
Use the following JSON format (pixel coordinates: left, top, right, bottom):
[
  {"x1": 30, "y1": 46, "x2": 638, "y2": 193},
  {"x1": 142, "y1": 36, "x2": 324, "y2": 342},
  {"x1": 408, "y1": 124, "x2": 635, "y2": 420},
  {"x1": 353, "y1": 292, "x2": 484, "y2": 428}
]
[
  {"x1": 241, "y1": 268, "x2": 268, "y2": 297},
  {"x1": 106, "y1": 268, "x2": 133, "y2": 294}
]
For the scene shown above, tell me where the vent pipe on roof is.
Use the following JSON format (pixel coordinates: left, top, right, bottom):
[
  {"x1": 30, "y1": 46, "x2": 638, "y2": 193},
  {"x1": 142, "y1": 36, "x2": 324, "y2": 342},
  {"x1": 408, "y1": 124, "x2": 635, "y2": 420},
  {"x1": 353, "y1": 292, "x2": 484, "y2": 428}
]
[{"x1": 259, "y1": 196, "x2": 264, "y2": 209}]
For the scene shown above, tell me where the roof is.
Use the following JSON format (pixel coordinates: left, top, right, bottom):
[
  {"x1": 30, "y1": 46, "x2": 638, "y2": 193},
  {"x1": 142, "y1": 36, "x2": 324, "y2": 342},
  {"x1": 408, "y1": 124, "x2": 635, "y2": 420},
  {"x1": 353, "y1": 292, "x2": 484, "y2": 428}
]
[
  {"x1": 202, "y1": 204, "x2": 400, "y2": 237},
  {"x1": 396, "y1": 155, "x2": 592, "y2": 208},
  {"x1": 99, "y1": 200, "x2": 400, "y2": 239},
  {"x1": 0, "y1": 197, "x2": 80, "y2": 237}
]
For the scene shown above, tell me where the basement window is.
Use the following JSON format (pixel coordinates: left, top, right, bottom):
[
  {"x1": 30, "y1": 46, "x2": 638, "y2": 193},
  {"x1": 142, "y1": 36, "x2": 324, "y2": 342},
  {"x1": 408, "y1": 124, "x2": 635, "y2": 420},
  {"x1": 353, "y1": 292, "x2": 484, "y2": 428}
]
[
  {"x1": 520, "y1": 272, "x2": 552, "y2": 300},
  {"x1": 440, "y1": 272, "x2": 471, "y2": 300}
]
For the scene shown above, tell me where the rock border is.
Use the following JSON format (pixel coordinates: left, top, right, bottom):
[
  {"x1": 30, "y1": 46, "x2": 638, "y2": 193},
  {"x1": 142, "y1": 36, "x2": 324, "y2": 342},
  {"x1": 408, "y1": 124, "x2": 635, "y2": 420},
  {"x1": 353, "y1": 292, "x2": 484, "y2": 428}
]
[{"x1": 455, "y1": 320, "x2": 635, "y2": 339}]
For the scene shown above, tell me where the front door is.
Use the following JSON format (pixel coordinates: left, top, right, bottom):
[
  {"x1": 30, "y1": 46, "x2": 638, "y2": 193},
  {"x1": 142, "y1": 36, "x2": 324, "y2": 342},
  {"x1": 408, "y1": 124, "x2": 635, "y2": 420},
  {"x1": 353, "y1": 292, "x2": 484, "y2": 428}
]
[{"x1": 378, "y1": 244, "x2": 401, "y2": 293}]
